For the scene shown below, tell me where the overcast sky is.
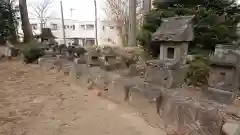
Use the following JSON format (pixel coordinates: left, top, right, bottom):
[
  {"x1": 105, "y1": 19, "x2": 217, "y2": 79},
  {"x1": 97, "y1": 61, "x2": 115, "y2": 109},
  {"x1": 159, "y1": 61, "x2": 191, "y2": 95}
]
[
  {"x1": 27, "y1": 0, "x2": 105, "y2": 21},
  {"x1": 26, "y1": 0, "x2": 240, "y2": 21}
]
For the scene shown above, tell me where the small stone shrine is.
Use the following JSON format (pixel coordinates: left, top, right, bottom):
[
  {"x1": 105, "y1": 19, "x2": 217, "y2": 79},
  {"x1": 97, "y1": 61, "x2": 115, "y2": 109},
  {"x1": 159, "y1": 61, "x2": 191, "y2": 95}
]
[
  {"x1": 99, "y1": 47, "x2": 125, "y2": 71},
  {"x1": 152, "y1": 15, "x2": 194, "y2": 65},
  {"x1": 208, "y1": 45, "x2": 240, "y2": 103},
  {"x1": 145, "y1": 15, "x2": 195, "y2": 88},
  {"x1": 86, "y1": 49, "x2": 101, "y2": 67}
]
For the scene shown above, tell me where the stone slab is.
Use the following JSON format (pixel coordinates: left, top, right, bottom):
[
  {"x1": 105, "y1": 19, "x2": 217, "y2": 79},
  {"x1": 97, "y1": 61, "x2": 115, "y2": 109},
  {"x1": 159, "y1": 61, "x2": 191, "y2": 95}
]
[
  {"x1": 60, "y1": 60, "x2": 73, "y2": 75},
  {"x1": 163, "y1": 96, "x2": 223, "y2": 135},
  {"x1": 38, "y1": 57, "x2": 56, "y2": 70},
  {"x1": 222, "y1": 121, "x2": 240, "y2": 135},
  {"x1": 206, "y1": 87, "x2": 233, "y2": 104},
  {"x1": 69, "y1": 63, "x2": 87, "y2": 83},
  {"x1": 106, "y1": 76, "x2": 145, "y2": 103},
  {"x1": 75, "y1": 66, "x2": 102, "y2": 89},
  {"x1": 144, "y1": 67, "x2": 170, "y2": 86},
  {"x1": 106, "y1": 77, "x2": 127, "y2": 103},
  {"x1": 128, "y1": 84, "x2": 164, "y2": 128}
]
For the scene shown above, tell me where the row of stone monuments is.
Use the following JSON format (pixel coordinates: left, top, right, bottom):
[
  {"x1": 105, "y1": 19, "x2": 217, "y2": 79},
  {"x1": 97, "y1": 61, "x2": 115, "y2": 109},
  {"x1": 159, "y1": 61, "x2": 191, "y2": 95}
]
[
  {"x1": 38, "y1": 45, "x2": 223, "y2": 135},
  {"x1": 36, "y1": 15, "x2": 229, "y2": 135}
]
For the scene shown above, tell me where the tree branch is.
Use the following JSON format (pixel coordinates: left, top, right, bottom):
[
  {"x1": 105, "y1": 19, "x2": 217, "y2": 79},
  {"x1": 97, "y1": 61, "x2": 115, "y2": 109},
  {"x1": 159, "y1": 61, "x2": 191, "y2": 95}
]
[
  {"x1": 104, "y1": 0, "x2": 142, "y2": 45},
  {"x1": 29, "y1": 0, "x2": 53, "y2": 19}
]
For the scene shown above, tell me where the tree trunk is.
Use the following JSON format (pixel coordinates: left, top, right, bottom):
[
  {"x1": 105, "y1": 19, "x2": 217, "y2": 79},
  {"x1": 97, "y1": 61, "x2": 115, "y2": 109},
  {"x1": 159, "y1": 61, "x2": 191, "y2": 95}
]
[
  {"x1": 94, "y1": 0, "x2": 98, "y2": 46},
  {"x1": 19, "y1": 0, "x2": 33, "y2": 43},
  {"x1": 40, "y1": 11, "x2": 44, "y2": 33},
  {"x1": 8, "y1": 1, "x2": 17, "y2": 43},
  {"x1": 128, "y1": 0, "x2": 137, "y2": 46},
  {"x1": 117, "y1": 23, "x2": 128, "y2": 46}
]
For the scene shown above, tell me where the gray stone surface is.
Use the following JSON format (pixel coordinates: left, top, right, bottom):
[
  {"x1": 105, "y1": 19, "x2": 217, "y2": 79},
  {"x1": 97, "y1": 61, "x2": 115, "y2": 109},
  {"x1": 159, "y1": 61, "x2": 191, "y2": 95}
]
[
  {"x1": 99, "y1": 54, "x2": 127, "y2": 71},
  {"x1": 145, "y1": 67, "x2": 170, "y2": 86},
  {"x1": 0, "y1": 45, "x2": 19, "y2": 57},
  {"x1": 152, "y1": 15, "x2": 194, "y2": 42},
  {"x1": 74, "y1": 57, "x2": 86, "y2": 64},
  {"x1": 209, "y1": 50, "x2": 240, "y2": 95},
  {"x1": 69, "y1": 63, "x2": 87, "y2": 83},
  {"x1": 206, "y1": 87, "x2": 233, "y2": 104},
  {"x1": 38, "y1": 57, "x2": 56, "y2": 70},
  {"x1": 144, "y1": 64, "x2": 188, "y2": 89},
  {"x1": 127, "y1": 64, "x2": 139, "y2": 77},
  {"x1": 222, "y1": 121, "x2": 240, "y2": 135},
  {"x1": 75, "y1": 66, "x2": 102, "y2": 88},
  {"x1": 106, "y1": 76, "x2": 144, "y2": 103},
  {"x1": 60, "y1": 60, "x2": 73, "y2": 75},
  {"x1": 128, "y1": 83, "x2": 164, "y2": 128},
  {"x1": 107, "y1": 77, "x2": 128, "y2": 103},
  {"x1": 163, "y1": 96, "x2": 223, "y2": 135},
  {"x1": 38, "y1": 53, "x2": 226, "y2": 135},
  {"x1": 170, "y1": 65, "x2": 189, "y2": 88},
  {"x1": 86, "y1": 50, "x2": 101, "y2": 67},
  {"x1": 91, "y1": 72, "x2": 109, "y2": 91}
]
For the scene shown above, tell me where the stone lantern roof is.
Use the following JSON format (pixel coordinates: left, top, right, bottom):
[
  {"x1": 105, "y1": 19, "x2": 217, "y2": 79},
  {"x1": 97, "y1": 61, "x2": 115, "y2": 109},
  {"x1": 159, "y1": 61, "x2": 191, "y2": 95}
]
[{"x1": 152, "y1": 15, "x2": 194, "y2": 42}]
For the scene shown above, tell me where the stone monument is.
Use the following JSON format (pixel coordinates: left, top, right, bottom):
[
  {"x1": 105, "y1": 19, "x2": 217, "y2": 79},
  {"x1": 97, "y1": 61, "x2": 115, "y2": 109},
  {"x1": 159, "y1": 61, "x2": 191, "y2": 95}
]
[
  {"x1": 208, "y1": 47, "x2": 240, "y2": 103},
  {"x1": 151, "y1": 15, "x2": 194, "y2": 65},
  {"x1": 145, "y1": 15, "x2": 195, "y2": 88}
]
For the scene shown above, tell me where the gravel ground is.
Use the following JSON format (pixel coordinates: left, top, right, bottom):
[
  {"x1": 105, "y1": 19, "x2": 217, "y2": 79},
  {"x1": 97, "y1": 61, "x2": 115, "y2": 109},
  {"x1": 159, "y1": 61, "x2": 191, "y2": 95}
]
[{"x1": 0, "y1": 61, "x2": 165, "y2": 135}]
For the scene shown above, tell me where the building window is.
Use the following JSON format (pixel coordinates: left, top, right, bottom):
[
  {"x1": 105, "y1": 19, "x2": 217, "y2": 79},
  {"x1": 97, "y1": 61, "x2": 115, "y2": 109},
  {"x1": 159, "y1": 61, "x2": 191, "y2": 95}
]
[
  {"x1": 80, "y1": 25, "x2": 85, "y2": 30},
  {"x1": 219, "y1": 72, "x2": 226, "y2": 82},
  {"x1": 109, "y1": 26, "x2": 114, "y2": 29},
  {"x1": 220, "y1": 72, "x2": 226, "y2": 76},
  {"x1": 167, "y1": 47, "x2": 175, "y2": 59},
  {"x1": 72, "y1": 25, "x2": 75, "y2": 30},
  {"x1": 40, "y1": 23, "x2": 46, "y2": 28},
  {"x1": 51, "y1": 23, "x2": 58, "y2": 30},
  {"x1": 64, "y1": 25, "x2": 70, "y2": 29},
  {"x1": 86, "y1": 38, "x2": 95, "y2": 45},
  {"x1": 102, "y1": 26, "x2": 105, "y2": 31},
  {"x1": 86, "y1": 24, "x2": 94, "y2": 30},
  {"x1": 31, "y1": 23, "x2": 38, "y2": 30},
  {"x1": 107, "y1": 38, "x2": 112, "y2": 42}
]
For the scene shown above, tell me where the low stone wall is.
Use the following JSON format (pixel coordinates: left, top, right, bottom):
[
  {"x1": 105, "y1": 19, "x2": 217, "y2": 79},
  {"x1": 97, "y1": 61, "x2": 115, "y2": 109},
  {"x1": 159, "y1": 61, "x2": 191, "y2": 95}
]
[
  {"x1": 38, "y1": 58, "x2": 224, "y2": 135},
  {"x1": 0, "y1": 46, "x2": 10, "y2": 56},
  {"x1": 206, "y1": 87, "x2": 233, "y2": 104},
  {"x1": 163, "y1": 94, "x2": 223, "y2": 135}
]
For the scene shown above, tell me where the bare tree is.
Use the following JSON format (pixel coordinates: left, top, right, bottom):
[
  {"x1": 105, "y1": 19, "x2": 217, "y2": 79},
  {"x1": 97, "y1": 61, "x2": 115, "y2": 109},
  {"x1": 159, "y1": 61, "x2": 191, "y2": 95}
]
[
  {"x1": 29, "y1": 0, "x2": 54, "y2": 32},
  {"x1": 94, "y1": 0, "x2": 99, "y2": 46},
  {"x1": 19, "y1": 0, "x2": 33, "y2": 42},
  {"x1": 104, "y1": 0, "x2": 142, "y2": 46}
]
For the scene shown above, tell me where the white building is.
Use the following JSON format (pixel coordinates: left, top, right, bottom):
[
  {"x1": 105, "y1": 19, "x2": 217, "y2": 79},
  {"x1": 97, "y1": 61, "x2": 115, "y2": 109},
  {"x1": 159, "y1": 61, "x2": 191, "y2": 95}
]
[
  {"x1": 18, "y1": 17, "x2": 122, "y2": 47},
  {"x1": 24, "y1": 18, "x2": 95, "y2": 46},
  {"x1": 99, "y1": 20, "x2": 122, "y2": 46}
]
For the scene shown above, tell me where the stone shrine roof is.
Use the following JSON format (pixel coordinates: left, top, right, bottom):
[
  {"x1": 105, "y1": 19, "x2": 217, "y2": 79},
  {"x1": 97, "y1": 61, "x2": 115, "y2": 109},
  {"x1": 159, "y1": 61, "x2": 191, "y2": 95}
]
[
  {"x1": 152, "y1": 16, "x2": 194, "y2": 42},
  {"x1": 215, "y1": 44, "x2": 240, "y2": 50},
  {"x1": 34, "y1": 28, "x2": 55, "y2": 39},
  {"x1": 210, "y1": 51, "x2": 240, "y2": 67}
]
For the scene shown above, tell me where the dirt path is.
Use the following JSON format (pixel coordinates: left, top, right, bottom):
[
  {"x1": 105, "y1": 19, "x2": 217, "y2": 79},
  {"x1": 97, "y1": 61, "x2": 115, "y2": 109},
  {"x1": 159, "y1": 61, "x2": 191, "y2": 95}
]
[{"x1": 0, "y1": 61, "x2": 165, "y2": 135}]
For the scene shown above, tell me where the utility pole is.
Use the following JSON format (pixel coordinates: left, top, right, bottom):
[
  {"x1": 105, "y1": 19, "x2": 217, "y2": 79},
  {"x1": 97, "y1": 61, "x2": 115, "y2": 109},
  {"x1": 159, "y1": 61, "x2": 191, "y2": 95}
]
[
  {"x1": 60, "y1": 0, "x2": 66, "y2": 45},
  {"x1": 128, "y1": 0, "x2": 137, "y2": 46},
  {"x1": 70, "y1": 8, "x2": 75, "y2": 17},
  {"x1": 94, "y1": 0, "x2": 98, "y2": 46}
]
